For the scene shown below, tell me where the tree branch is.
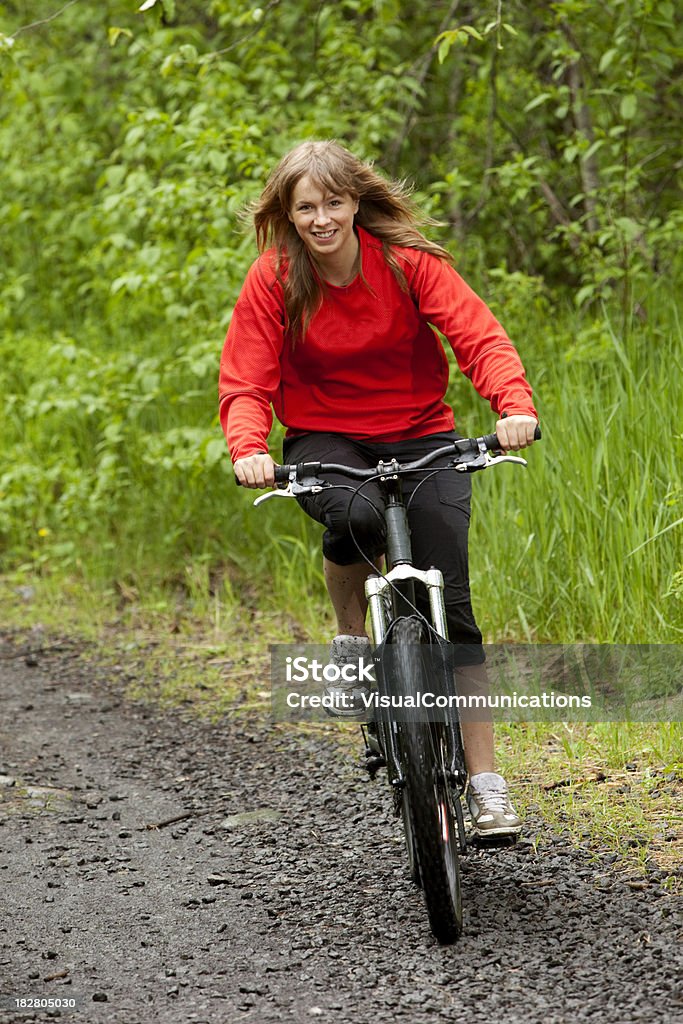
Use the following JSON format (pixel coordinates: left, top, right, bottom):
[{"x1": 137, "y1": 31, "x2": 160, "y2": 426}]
[
  {"x1": 561, "y1": 23, "x2": 600, "y2": 233},
  {"x1": 386, "y1": 0, "x2": 462, "y2": 172},
  {"x1": 463, "y1": 42, "x2": 499, "y2": 226},
  {"x1": 493, "y1": 111, "x2": 581, "y2": 253},
  {"x1": 202, "y1": 0, "x2": 281, "y2": 61},
  {"x1": 11, "y1": 0, "x2": 80, "y2": 38}
]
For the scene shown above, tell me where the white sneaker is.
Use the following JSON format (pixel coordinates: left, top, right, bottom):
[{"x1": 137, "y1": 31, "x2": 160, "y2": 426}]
[
  {"x1": 323, "y1": 635, "x2": 373, "y2": 720},
  {"x1": 466, "y1": 772, "x2": 522, "y2": 838}
]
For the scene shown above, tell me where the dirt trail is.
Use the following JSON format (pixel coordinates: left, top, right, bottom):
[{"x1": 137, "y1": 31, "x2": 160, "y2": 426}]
[{"x1": 0, "y1": 634, "x2": 681, "y2": 1024}]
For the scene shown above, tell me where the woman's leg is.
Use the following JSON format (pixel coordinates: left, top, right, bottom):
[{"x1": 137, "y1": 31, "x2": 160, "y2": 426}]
[
  {"x1": 455, "y1": 663, "x2": 495, "y2": 775},
  {"x1": 281, "y1": 433, "x2": 386, "y2": 638},
  {"x1": 390, "y1": 434, "x2": 519, "y2": 833},
  {"x1": 324, "y1": 555, "x2": 384, "y2": 636}
]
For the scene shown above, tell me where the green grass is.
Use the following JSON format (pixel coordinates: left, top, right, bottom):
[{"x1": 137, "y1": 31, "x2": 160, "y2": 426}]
[
  {"x1": 465, "y1": 292, "x2": 683, "y2": 643},
  {"x1": 496, "y1": 721, "x2": 682, "y2": 878}
]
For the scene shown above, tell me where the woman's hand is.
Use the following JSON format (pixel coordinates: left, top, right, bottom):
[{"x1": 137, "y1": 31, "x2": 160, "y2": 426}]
[
  {"x1": 495, "y1": 415, "x2": 538, "y2": 452},
  {"x1": 233, "y1": 453, "x2": 277, "y2": 489}
]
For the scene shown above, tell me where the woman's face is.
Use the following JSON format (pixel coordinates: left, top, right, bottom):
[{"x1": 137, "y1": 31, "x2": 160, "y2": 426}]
[{"x1": 288, "y1": 175, "x2": 359, "y2": 264}]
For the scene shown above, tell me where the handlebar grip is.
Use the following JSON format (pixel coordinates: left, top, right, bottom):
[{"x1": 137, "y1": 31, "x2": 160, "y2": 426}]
[
  {"x1": 235, "y1": 464, "x2": 291, "y2": 486},
  {"x1": 484, "y1": 424, "x2": 542, "y2": 450}
]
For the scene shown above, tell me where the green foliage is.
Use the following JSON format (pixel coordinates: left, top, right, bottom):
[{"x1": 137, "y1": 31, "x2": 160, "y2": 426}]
[
  {"x1": 0, "y1": 1, "x2": 681, "y2": 642},
  {"x1": 0, "y1": 330, "x2": 230, "y2": 578},
  {"x1": 429, "y1": 0, "x2": 683, "y2": 313},
  {"x1": 1, "y1": 0, "x2": 680, "y2": 324}
]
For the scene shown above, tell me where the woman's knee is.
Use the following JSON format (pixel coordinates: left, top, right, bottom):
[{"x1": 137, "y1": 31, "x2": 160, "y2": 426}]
[{"x1": 323, "y1": 500, "x2": 385, "y2": 564}]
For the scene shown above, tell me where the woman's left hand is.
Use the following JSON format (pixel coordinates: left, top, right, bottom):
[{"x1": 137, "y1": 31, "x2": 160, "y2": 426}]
[{"x1": 495, "y1": 415, "x2": 538, "y2": 451}]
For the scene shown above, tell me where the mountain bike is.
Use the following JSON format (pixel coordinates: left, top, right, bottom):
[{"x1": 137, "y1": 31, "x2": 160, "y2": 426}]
[{"x1": 250, "y1": 427, "x2": 540, "y2": 943}]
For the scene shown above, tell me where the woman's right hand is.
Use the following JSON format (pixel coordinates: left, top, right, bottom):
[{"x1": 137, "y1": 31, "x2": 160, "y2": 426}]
[{"x1": 233, "y1": 453, "x2": 277, "y2": 489}]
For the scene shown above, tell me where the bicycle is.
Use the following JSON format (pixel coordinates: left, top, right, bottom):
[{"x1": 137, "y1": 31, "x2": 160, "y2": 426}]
[{"x1": 249, "y1": 426, "x2": 540, "y2": 944}]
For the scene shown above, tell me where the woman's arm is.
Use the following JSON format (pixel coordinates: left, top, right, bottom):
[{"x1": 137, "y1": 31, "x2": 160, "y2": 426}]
[
  {"x1": 218, "y1": 255, "x2": 286, "y2": 463},
  {"x1": 404, "y1": 251, "x2": 538, "y2": 433}
]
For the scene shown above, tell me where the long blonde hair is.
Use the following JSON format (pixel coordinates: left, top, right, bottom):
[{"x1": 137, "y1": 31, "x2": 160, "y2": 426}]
[{"x1": 251, "y1": 140, "x2": 453, "y2": 339}]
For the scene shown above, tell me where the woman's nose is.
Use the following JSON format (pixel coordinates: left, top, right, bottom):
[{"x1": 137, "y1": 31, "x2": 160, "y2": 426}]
[{"x1": 313, "y1": 207, "x2": 331, "y2": 225}]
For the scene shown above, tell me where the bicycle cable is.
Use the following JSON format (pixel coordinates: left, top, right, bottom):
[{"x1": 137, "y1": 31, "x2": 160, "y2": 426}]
[{"x1": 342, "y1": 467, "x2": 460, "y2": 645}]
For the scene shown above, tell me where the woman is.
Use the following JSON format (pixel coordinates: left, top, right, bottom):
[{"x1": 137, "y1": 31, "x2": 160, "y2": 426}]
[{"x1": 219, "y1": 140, "x2": 538, "y2": 839}]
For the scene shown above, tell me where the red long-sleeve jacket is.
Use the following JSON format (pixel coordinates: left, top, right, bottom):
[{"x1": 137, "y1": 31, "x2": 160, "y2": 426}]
[{"x1": 219, "y1": 226, "x2": 536, "y2": 462}]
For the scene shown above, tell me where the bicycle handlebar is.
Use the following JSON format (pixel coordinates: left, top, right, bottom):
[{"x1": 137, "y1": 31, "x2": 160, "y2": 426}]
[
  {"x1": 233, "y1": 426, "x2": 541, "y2": 488},
  {"x1": 271, "y1": 425, "x2": 541, "y2": 484}
]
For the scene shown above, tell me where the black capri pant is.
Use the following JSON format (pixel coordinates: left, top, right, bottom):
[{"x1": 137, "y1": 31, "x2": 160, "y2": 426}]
[{"x1": 282, "y1": 431, "x2": 484, "y2": 663}]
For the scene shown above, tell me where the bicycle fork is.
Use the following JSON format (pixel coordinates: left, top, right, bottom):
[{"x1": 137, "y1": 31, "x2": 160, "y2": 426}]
[
  {"x1": 365, "y1": 562, "x2": 468, "y2": 797},
  {"x1": 365, "y1": 474, "x2": 448, "y2": 642},
  {"x1": 366, "y1": 564, "x2": 448, "y2": 645}
]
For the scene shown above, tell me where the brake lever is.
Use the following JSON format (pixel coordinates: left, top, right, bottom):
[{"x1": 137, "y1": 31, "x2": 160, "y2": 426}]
[
  {"x1": 454, "y1": 450, "x2": 528, "y2": 472},
  {"x1": 253, "y1": 485, "x2": 296, "y2": 506},
  {"x1": 485, "y1": 452, "x2": 528, "y2": 468},
  {"x1": 252, "y1": 476, "x2": 327, "y2": 507}
]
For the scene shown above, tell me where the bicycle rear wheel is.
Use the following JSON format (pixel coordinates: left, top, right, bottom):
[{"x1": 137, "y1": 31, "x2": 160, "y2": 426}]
[{"x1": 388, "y1": 617, "x2": 462, "y2": 943}]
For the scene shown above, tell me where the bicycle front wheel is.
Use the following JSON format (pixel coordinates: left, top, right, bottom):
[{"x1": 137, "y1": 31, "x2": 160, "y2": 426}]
[{"x1": 389, "y1": 617, "x2": 462, "y2": 944}]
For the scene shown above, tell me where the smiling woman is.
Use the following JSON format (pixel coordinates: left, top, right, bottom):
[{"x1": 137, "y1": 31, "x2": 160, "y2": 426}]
[
  {"x1": 288, "y1": 179, "x2": 360, "y2": 286},
  {"x1": 218, "y1": 139, "x2": 539, "y2": 840}
]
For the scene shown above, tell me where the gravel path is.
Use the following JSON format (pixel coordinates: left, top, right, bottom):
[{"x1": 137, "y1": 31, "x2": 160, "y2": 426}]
[{"x1": 0, "y1": 635, "x2": 681, "y2": 1024}]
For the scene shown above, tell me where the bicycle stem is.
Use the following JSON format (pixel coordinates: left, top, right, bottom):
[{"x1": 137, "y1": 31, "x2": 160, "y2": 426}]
[{"x1": 382, "y1": 472, "x2": 418, "y2": 623}]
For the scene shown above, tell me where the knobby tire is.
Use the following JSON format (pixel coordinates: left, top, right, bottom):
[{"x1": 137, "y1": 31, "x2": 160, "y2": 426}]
[{"x1": 389, "y1": 617, "x2": 462, "y2": 944}]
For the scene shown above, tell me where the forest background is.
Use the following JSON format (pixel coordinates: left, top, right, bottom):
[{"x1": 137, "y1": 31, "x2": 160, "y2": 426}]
[{"x1": 1, "y1": 0, "x2": 681, "y2": 654}]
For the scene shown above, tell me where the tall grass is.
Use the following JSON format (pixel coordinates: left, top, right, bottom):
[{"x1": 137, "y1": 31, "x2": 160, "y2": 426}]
[
  {"x1": 464, "y1": 286, "x2": 683, "y2": 643},
  {"x1": 1, "y1": 285, "x2": 681, "y2": 645}
]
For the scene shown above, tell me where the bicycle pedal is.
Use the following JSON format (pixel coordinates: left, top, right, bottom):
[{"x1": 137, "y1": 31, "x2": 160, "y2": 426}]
[
  {"x1": 470, "y1": 832, "x2": 518, "y2": 850},
  {"x1": 363, "y1": 752, "x2": 386, "y2": 777}
]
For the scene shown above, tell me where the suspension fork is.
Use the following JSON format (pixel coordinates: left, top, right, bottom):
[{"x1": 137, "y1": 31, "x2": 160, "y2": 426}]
[
  {"x1": 366, "y1": 565, "x2": 449, "y2": 645},
  {"x1": 367, "y1": 565, "x2": 460, "y2": 779},
  {"x1": 363, "y1": 470, "x2": 465, "y2": 797}
]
